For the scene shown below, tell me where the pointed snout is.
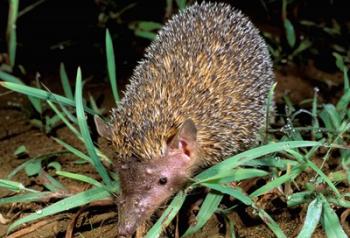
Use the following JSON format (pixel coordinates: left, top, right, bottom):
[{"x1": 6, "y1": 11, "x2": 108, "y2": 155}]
[
  {"x1": 117, "y1": 209, "x2": 140, "y2": 237},
  {"x1": 117, "y1": 198, "x2": 148, "y2": 237},
  {"x1": 117, "y1": 221, "x2": 137, "y2": 238}
]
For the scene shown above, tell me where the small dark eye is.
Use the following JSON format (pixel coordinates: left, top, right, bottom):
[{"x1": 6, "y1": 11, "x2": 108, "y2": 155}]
[{"x1": 158, "y1": 177, "x2": 168, "y2": 185}]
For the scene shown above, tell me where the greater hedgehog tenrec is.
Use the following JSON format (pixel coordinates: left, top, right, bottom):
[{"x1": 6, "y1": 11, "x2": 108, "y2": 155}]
[{"x1": 95, "y1": 2, "x2": 274, "y2": 237}]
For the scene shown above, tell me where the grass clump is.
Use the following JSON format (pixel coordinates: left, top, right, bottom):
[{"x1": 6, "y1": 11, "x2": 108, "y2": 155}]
[
  {"x1": 2, "y1": 53, "x2": 349, "y2": 236},
  {"x1": 0, "y1": 29, "x2": 120, "y2": 233}
]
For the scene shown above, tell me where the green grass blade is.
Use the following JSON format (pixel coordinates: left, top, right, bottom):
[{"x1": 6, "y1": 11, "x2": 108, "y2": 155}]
[
  {"x1": 0, "y1": 70, "x2": 22, "y2": 83},
  {"x1": 57, "y1": 101, "x2": 78, "y2": 124},
  {"x1": 134, "y1": 30, "x2": 157, "y2": 40},
  {"x1": 196, "y1": 168, "x2": 268, "y2": 184},
  {"x1": 296, "y1": 197, "x2": 322, "y2": 238},
  {"x1": 56, "y1": 171, "x2": 103, "y2": 188},
  {"x1": 312, "y1": 88, "x2": 322, "y2": 139},
  {"x1": 264, "y1": 82, "x2": 277, "y2": 143},
  {"x1": 47, "y1": 161, "x2": 61, "y2": 171},
  {"x1": 287, "y1": 191, "x2": 313, "y2": 207},
  {"x1": 0, "y1": 179, "x2": 26, "y2": 192},
  {"x1": 182, "y1": 192, "x2": 223, "y2": 237},
  {"x1": 196, "y1": 141, "x2": 321, "y2": 181},
  {"x1": 129, "y1": 21, "x2": 161, "y2": 41},
  {"x1": 323, "y1": 104, "x2": 341, "y2": 130},
  {"x1": 14, "y1": 145, "x2": 27, "y2": 157},
  {"x1": 287, "y1": 143, "x2": 340, "y2": 197},
  {"x1": 284, "y1": 19, "x2": 296, "y2": 48},
  {"x1": 47, "y1": 101, "x2": 81, "y2": 138},
  {"x1": 7, "y1": 0, "x2": 19, "y2": 67},
  {"x1": 257, "y1": 207, "x2": 287, "y2": 238},
  {"x1": 49, "y1": 105, "x2": 111, "y2": 165},
  {"x1": 6, "y1": 152, "x2": 68, "y2": 179},
  {"x1": 0, "y1": 192, "x2": 52, "y2": 205},
  {"x1": 0, "y1": 71, "x2": 42, "y2": 113},
  {"x1": 285, "y1": 148, "x2": 307, "y2": 163},
  {"x1": 328, "y1": 197, "x2": 350, "y2": 208},
  {"x1": 24, "y1": 159, "x2": 42, "y2": 176},
  {"x1": 145, "y1": 191, "x2": 187, "y2": 238},
  {"x1": 105, "y1": 29, "x2": 120, "y2": 104},
  {"x1": 175, "y1": 0, "x2": 187, "y2": 9},
  {"x1": 344, "y1": 68, "x2": 349, "y2": 91},
  {"x1": 39, "y1": 171, "x2": 67, "y2": 192},
  {"x1": 89, "y1": 93, "x2": 103, "y2": 115},
  {"x1": 333, "y1": 52, "x2": 346, "y2": 72},
  {"x1": 8, "y1": 186, "x2": 116, "y2": 233},
  {"x1": 8, "y1": 27, "x2": 16, "y2": 67},
  {"x1": 137, "y1": 21, "x2": 162, "y2": 31},
  {"x1": 283, "y1": 95, "x2": 295, "y2": 116},
  {"x1": 202, "y1": 183, "x2": 252, "y2": 205},
  {"x1": 245, "y1": 157, "x2": 298, "y2": 169},
  {"x1": 0, "y1": 179, "x2": 38, "y2": 193},
  {"x1": 319, "y1": 110, "x2": 333, "y2": 130},
  {"x1": 226, "y1": 216, "x2": 236, "y2": 238},
  {"x1": 52, "y1": 137, "x2": 91, "y2": 163},
  {"x1": 8, "y1": 158, "x2": 40, "y2": 179},
  {"x1": 6, "y1": 0, "x2": 19, "y2": 39},
  {"x1": 0, "y1": 81, "x2": 95, "y2": 114},
  {"x1": 319, "y1": 110, "x2": 334, "y2": 140},
  {"x1": 336, "y1": 89, "x2": 350, "y2": 115},
  {"x1": 290, "y1": 39, "x2": 312, "y2": 58},
  {"x1": 250, "y1": 165, "x2": 305, "y2": 198},
  {"x1": 74, "y1": 68, "x2": 111, "y2": 186},
  {"x1": 328, "y1": 170, "x2": 347, "y2": 183},
  {"x1": 305, "y1": 159, "x2": 340, "y2": 197},
  {"x1": 320, "y1": 195, "x2": 347, "y2": 238},
  {"x1": 59, "y1": 63, "x2": 74, "y2": 100},
  {"x1": 46, "y1": 115, "x2": 61, "y2": 133}
]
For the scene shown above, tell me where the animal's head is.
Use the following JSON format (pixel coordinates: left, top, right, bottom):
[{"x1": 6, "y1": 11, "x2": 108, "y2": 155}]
[{"x1": 95, "y1": 116, "x2": 199, "y2": 237}]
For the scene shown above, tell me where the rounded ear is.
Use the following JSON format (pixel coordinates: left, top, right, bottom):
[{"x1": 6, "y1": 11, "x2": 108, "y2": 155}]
[
  {"x1": 179, "y1": 119, "x2": 197, "y2": 142},
  {"x1": 94, "y1": 115, "x2": 112, "y2": 140},
  {"x1": 168, "y1": 119, "x2": 197, "y2": 157}
]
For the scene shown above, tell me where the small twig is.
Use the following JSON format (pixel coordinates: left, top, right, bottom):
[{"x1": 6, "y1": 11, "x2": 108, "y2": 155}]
[
  {"x1": 65, "y1": 205, "x2": 87, "y2": 238},
  {"x1": 65, "y1": 199, "x2": 114, "y2": 238},
  {"x1": 7, "y1": 215, "x2": 66, "y2": 238},
  {"x1": 264, "y1": 82, "x2": 276, "y2": 144},
  {"x1": 341, "y1": 208, "x2": 350, "y2": 236},
  {"x1": 18, "y1": 0, "x2": 47, "y2": 18},
  {"x1": 0, "y1": 213, "x2": 11, "y2": 225},
  {"x1": 135, "y1": 223, "x2": 146, "y2": 238},
  {"x1": 175, "y1": 214, "x2": 180, "y2": 238},
  {"x1": 0, "y1": 91, "x2": 14, "y2": 97},
  {"x1": 109, "y1": 3, "x2": 137, "y2": 20}
]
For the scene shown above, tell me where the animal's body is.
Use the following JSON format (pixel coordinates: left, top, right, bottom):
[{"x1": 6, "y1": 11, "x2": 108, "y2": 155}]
[{"x1": 95, "y1": 2, "x2": 274, "y2": 237}]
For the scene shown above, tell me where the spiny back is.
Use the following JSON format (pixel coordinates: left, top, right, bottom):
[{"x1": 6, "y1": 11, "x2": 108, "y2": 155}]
[{"x1": 110, "y1": 2, "x2": 274, "y2": 165}]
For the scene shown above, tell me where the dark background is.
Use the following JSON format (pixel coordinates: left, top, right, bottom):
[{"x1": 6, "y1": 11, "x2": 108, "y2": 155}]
[{"x1": 0, "y1": 0, "x2": 349, "y2": 86}]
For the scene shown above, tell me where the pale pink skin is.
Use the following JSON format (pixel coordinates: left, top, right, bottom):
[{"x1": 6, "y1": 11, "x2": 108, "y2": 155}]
[
  {"x1": 117, "y1": 149, "x2": 195, "y2": 237},
  {"x1": 95, "y1": 117, "x2": 198, "y2": 237}
]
